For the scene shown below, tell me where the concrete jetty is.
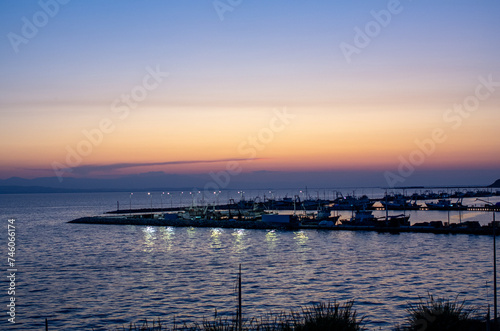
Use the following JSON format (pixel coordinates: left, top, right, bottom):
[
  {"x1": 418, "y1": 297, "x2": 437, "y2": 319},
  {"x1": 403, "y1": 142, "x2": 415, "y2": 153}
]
[
  {"x1": 69, "y1": 215, "x2": 500, "y2": 235},
  {"x1": 69, "y1": 216, "x2": 288, "y2": 230}
]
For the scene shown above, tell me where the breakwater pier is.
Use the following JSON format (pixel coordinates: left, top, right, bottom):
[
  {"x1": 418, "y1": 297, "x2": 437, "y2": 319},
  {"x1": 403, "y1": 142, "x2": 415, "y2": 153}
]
[
  {"x1": 70, "y1": 212, "x2": 500, "y2": 236},
  {"x1": 71, "y1": 186, "x2": 500, "y2": 235}
]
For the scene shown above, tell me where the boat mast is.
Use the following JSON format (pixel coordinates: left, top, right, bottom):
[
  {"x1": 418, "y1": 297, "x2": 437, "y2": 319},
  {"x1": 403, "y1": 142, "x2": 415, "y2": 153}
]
[{"x1": 385, "y1": 189, "x2": 388, "y2": 222}]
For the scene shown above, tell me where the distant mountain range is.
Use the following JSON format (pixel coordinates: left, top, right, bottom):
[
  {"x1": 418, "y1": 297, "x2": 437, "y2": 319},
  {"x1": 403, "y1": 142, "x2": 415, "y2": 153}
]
[
  {"x1": 0, "y1": 171, "x2": 498, "y2": 194},
  {"x1": 0, "y1": 171, "x2": 341, "y2": 193},
  {"x1": 0, "y1": 172, "x2": 206, "y2": 194},
  {"x1": 0, "y1": 186, "x2": 91, "y2": 194},
  {"x1": 0, "y1": 170, "x2": 380, "y2": 193}
]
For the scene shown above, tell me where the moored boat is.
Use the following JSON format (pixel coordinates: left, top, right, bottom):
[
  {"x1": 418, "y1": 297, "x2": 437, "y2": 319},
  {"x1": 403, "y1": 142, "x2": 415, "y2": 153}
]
[{"x1": 426, "y1": 198, "x2": 467, "y2": 211}]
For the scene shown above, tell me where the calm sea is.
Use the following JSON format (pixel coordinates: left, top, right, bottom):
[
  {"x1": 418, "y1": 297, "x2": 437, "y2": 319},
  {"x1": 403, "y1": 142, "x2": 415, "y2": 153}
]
[{"x1": 1, "y1": 190, "x2": 499, "y2": 330}]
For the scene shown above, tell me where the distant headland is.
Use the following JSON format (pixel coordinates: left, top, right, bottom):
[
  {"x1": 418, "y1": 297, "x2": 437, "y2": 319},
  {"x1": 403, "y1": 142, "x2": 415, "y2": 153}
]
[{"x1": 489, "y1": 179, "x2": 500, "y2": 188}]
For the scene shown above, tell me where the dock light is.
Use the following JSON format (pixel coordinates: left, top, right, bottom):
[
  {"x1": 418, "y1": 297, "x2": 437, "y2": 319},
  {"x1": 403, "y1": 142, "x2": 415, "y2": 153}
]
[{"x1": 129, "y1": 193, "x2": 133, "y2": 210}]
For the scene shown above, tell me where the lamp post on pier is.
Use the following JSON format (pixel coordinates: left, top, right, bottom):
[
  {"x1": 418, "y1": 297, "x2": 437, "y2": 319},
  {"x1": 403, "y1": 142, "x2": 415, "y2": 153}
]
[
  {"x1": 479, "y1": 199, "x2": 499, "y2": 325},
  {"x1": 148, "y1": 192, "x2": 152, "y2": 215}
]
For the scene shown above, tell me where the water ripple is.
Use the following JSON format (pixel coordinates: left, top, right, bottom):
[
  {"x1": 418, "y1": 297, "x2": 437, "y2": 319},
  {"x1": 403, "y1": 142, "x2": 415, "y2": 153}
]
[{"x1": 1, "y1": 193, "x2": 498, "y2": 330}]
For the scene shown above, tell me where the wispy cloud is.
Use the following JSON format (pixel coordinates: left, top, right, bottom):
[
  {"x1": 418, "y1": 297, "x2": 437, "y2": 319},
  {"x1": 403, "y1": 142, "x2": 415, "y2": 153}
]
[{"x1": 50, "y1": 158, "x2": 261, "y2": 176}]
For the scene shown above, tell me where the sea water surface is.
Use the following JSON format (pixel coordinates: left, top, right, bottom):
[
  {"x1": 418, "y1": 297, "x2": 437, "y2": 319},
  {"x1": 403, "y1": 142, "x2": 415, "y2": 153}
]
[{"x1": 0, "y1": 191, "x2": 499, "y2": 330}]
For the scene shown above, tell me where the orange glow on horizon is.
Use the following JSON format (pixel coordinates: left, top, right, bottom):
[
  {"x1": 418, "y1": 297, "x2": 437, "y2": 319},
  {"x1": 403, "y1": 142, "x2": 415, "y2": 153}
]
[{"x1": 1, "y1": 103, "x2": 499, "y2": 179}]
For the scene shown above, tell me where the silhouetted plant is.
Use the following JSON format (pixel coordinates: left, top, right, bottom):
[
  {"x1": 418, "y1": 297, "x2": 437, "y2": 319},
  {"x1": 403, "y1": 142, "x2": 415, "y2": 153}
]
[
  {"x1": 113, "y1": 301, "x2": 364, "y2": 330},
  {"x1": 251, "y1": 311, "x2": 296, "y2": 331},
  {"x1": 123, "y1": 318, "x2": 163, "y2": 330},
  {"x1": 395, "y1": 295, "x2": 487, "y2": 331},
  {"x1": 295, "y1": 301, "x2": 364, "y2": 331},
  {"x1": 200, "y1": 309, "x2": 239, "y2": 331}
]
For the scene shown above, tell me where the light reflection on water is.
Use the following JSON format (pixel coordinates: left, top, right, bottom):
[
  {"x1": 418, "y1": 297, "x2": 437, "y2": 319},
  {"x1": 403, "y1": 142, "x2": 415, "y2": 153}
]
[
  {"x1": 266, "y1": 230, "x2": 278, "y2": 250},
  {"x1": 294, "y1": 230, "x2": 309, "y2": 245},
  {"x1": 142, "y1": 226, "x2": 156, "y2": 253},
  {"x1": 232, "y1": 229, "x2": 246, "y2": 253},
  {"x1": 0, "y1": 192, "x2": 498, "y2": 330},
  {"x1": 159, "y1": 226, "x2": 175, "y2": 251},
  {"x1": 210, "y1": 228, "x2": 223, "y2": 249}
]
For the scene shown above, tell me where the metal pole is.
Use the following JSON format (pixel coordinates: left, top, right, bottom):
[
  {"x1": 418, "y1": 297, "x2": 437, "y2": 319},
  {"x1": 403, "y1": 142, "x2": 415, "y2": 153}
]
[
  {"x1": 494, "y1": 212, "x2": 497, "y2": 326},
  {"x1": 45, "y1": 318, "x2": 48, "y2": 331},
  {"x1": 385, "y1": 190, "x2": 388, "y2": 222},
  {"x1": 238, "y1": 264, "x2": 242, "y2": 331}
]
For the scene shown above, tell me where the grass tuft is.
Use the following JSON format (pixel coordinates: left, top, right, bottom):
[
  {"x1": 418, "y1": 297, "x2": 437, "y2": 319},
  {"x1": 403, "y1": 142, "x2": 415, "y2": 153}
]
[
  {"x1": 112, "y1": 301, "x2": 364, "y2": 331},
  {"x1": 395, "y1": 295, "x2": 487, "y2": 331},
  {"x1": 296, "y1": 301, "x2": 364, "y2": 331}
]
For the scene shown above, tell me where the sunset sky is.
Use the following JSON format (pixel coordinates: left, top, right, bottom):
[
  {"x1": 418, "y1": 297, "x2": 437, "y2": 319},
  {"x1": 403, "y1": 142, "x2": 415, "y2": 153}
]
[{"x1": 1, "y1": 0, "x2": 499, "y2": 187}]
